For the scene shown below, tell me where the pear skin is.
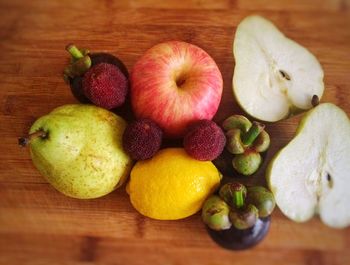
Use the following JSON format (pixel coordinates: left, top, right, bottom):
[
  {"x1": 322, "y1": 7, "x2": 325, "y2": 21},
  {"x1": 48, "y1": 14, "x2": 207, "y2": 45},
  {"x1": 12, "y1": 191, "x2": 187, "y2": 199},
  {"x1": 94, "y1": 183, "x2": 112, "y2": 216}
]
[{"x1": 28, "y1": 104, "x2": 132, "y2": 199}]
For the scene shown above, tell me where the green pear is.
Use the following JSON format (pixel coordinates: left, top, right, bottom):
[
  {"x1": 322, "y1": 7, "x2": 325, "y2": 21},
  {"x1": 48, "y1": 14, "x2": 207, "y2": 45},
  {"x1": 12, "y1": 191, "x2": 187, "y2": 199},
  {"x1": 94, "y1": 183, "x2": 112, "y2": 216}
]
[
  {"x1": 267, "y1": 103, "x2": 350, "y2": 228},
  {"x1": 20, "y1": 104, "x2": 132, "y2": 199}
]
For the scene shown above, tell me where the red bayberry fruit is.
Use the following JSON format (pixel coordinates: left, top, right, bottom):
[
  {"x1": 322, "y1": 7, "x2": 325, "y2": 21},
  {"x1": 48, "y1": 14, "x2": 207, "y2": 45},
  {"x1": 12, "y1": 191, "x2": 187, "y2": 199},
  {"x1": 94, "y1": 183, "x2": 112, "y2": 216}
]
[
  {"x1": 183, "y1": 120, "x2": 226, "y2": 161},
  {"x1": 123, "y1": 119, "x2": 163, "y2": 160},
  {"x1": 82, "y1": 63, "x2": 128, "y2": 109}
]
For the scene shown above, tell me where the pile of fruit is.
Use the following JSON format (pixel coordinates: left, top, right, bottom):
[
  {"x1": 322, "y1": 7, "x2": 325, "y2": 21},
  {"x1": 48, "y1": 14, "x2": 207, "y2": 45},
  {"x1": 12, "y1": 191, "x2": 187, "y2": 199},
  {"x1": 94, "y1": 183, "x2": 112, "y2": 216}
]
[{"x1": 19, "y1": 15, "x2": 350, "y2": 250}]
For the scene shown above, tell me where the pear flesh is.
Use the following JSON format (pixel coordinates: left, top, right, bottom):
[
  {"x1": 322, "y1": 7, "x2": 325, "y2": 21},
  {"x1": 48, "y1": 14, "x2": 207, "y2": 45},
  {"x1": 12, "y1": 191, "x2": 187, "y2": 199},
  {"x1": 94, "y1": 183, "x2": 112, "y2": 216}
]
[
  {"x1": 28, "y1": 104, "x2": 132, "y2": 199},
  {"x1": 233, "y1": 15, "x2": 324, "y2": 122},
  {"x1": 267, "y1": 103, "x2": 350, "y2": 228}
]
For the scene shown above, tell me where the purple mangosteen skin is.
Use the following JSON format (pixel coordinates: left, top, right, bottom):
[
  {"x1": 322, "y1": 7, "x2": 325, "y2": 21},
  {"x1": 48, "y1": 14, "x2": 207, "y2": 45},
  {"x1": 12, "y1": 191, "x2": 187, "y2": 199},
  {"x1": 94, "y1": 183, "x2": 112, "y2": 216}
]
[{"x1": 207, "y1": 216, "x2": 271, "y2": 250}]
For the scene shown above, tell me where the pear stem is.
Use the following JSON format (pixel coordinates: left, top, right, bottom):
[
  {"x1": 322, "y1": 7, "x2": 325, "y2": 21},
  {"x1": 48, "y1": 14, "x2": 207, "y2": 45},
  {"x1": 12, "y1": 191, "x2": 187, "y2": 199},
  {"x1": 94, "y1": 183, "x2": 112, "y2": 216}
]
[
  {"x1": 18, "y1": 130, "x2": 47, "y2": 147},
  {"x1": 65, "y1": 43, "x2": 84, "y2": 60},
  {"x1": 311, "y1": 95, "x2": 320, "y2": 107},
  {"x1": 241, "y1": 121, "x2": 265, "y2": 146}
]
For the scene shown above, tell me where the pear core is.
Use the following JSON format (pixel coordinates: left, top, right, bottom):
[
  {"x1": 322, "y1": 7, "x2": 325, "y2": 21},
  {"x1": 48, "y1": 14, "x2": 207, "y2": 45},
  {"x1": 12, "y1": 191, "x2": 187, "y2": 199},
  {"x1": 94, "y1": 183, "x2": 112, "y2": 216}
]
[
  {"x1": 233, "y1": 15, "x2": 324, "y2": 122},
  {"x1": 267, "y1": 103, "x2": 350, "y2": 228}
]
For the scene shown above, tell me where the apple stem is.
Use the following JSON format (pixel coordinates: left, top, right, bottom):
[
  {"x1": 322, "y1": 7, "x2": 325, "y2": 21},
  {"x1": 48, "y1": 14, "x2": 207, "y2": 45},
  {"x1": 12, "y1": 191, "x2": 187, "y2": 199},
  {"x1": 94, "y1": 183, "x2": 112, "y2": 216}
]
[
  {"x1": 18, "y1": 130, "x2": 47, "y2": 147},
  {"x1": 241, "y1": 122, "x2": 265, "y2": 146},
  {"x1": 66, "y1": 43, "x2": 84, "y2": 60},
  {"x1": 311, "y1": 95, "x2": 320, "y2": 107}
]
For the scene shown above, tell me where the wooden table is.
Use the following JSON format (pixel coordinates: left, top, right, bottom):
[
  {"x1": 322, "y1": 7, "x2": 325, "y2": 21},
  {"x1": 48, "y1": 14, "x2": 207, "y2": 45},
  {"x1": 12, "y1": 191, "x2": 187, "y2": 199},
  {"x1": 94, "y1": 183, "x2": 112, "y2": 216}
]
[{"x1": 1, "y1": 0, "x2": 350, "y2": 264}]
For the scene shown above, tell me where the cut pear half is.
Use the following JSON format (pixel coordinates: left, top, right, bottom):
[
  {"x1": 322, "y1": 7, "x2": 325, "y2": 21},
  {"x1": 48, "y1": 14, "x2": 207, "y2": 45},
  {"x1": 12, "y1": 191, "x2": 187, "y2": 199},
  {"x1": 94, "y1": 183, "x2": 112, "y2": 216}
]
[
  {"x1": 267, "y1": 103, "x2": 350, "y2": 228},
  {"x1": 233, "y1": 15, "x2": 324, "y2": 122}
]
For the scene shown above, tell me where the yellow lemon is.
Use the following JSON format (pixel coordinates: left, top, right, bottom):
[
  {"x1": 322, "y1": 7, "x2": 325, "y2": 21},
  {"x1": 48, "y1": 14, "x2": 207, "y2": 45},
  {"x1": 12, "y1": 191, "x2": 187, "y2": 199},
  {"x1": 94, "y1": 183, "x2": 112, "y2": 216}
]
[{"x1": 127, "y1": 148, "x2": 221, "y2": 220}]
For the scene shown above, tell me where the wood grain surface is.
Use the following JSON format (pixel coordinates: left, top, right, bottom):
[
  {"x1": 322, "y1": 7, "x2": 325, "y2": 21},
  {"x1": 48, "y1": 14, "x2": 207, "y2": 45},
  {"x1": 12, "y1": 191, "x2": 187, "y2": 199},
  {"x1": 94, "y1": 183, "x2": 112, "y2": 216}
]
[{"x1": 1, "y1": 0, "x2": 350, "y2": 264}]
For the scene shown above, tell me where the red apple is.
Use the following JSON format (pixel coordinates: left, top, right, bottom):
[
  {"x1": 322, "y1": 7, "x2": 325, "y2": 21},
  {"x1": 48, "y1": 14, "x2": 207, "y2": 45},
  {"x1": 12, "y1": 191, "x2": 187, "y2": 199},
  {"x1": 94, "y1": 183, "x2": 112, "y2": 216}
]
[{"x1": 131, "y1": 41, "x2": 223, "y2": 138}]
